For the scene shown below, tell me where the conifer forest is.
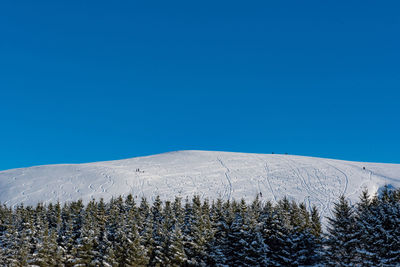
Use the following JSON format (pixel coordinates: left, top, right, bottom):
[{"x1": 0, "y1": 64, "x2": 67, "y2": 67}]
[{"x1": 1, "y1": 187, "x2": 400, "y2": 266}]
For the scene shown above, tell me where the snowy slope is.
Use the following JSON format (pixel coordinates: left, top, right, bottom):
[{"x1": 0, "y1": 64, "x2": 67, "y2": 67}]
[{"x1": 1, "y1": 150, "x2": 400, "y2": 220}]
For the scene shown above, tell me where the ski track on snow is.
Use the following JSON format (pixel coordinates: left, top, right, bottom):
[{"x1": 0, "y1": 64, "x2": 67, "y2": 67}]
[
  {"x1": 1, "y1": 150, "x2": 400, "y2": 225},
  {"x1": 217, "y1": 157, "x2": 233, "y2": 201},
  {"x1": 263, "y1": 162, "x2": 277, "y2": 202}
]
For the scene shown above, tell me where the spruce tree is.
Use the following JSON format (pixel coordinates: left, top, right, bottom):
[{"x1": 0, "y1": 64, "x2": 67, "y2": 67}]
[
  {"x1": 325, "y1": 195, "x2": 358, "y2": 266},
  {"x1": 148, "y1": 196, "x2": 165, "y2": 266},
  {"x1": 373, "y1": 187, "x2": 400, "y2": 265},
  {"x1": 167, "y1": 225, "x2": 187, "y2": 266},
  {"x1": 353, "y1": 189, "x2": 379, "y2": 265},
  {"x1": 262, "y1": 203, "x2": 291, "y2": 265},
  {"x1": 227, "y1": 199, "x2": 267, "y2": 266},
  {"x1": 138, "y1": 197, "x2": 154, "y2": 264},
  {"x1": 290, "y1": 203, "x2": 321, "y2": 266},
  {"x1": 119, "y1": 220, "x2": 149, "y2": 266},
  {"x1": 33, "y1": 221, "x2": 61, "y2": 266},
  {"x1": 209, "y1": 198, "x2": 230, "y2": 266}
]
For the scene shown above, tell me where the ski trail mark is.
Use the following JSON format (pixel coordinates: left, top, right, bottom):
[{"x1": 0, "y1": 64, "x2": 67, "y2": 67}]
[
  {"x1": 326, "y1": 162, "x2": 348, "y2": 196},
  {"x1": 280, "y1": 157, "x2": 312, "y2": 192},
  {"x1": 125, "y1": 179, "x2": 134, "y2": 193},
  {"x1": 217, "y1": 158, "x2": 232, "y2": 201},
  {"x1": 135, "y1": 171, "x2": 145, "y2": 198},
  {"x1": 279, "y1": 156, "x2": 326, "y2": 209},
  {"x1": 263, "y1": 162, "x2": 277, "y2": 202},
  {"x1": 99, "y1": 171, "x2": 114, "y2": 196}
]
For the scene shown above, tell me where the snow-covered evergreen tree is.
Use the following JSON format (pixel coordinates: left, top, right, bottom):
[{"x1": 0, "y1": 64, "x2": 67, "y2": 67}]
[
  {"x1": 148, "y1": 196, "x2": 165, "y2": 266},
  {"x1": 33, "y1": 221, "x2": 61, "y2": 266},
  {"x1": 228, "y1": 199, "x2": 268, "y2": 266},
  {"x1": 373, "y1": 187, "x2": 400, "y2": 265},
  {"x1": 209, "y1": 198, "x2": 230, "y2": 266},
  {"x1": 289, "y1": 203, "x2": 321, "y2": 266},
  {"x1": 2, "y1": 189, "x2": 400, "y2": 266},
  {"x1": 262, "y1": 202, "x2": 291, "y2": 266},
  {"x1": 166, "y1": 224, "x2": 187, "y2": 266},
  {"x1": 325, "y1": 195, "x2": 358, "y2": 266}
]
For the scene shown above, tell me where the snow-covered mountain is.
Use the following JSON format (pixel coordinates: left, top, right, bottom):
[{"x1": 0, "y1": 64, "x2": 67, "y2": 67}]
[{"x1": 1, "y1": 150, "x2": 399, "y2": 220}]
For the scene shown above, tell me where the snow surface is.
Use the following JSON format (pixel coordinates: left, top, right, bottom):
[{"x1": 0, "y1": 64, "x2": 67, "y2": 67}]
[{"x1": 1, "y1": 150, "x2": 399, "y2": 221}]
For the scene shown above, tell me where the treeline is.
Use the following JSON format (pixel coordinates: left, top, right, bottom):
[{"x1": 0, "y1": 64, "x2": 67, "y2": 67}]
[{"x1": 0, "y1": 187, "x2": 399, "y2": 266}]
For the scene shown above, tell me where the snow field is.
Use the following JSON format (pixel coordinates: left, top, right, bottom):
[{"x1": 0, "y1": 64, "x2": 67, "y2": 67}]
[{"x1": 1, "y1": 150, "x2": 399, "y2": 222}]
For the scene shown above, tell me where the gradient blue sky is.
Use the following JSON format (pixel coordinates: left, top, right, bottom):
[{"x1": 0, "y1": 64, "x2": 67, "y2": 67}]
[{"x1": 1, "y1": 1, "x2": 399, "y2": 170}]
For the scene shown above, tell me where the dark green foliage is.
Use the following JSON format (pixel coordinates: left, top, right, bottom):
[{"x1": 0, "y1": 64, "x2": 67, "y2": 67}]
[
  {"x1": 166, "y1": 225, "x2": 187, "y2": 266},
  {"x1": 325, "y1": 195, "x2": 359, "y2": 266},
  {"x1": 3, "y1": 187, "x2": 400, "y2": 266},
  {"x1": 354, "y1": 187, "x2": 400, "y2": 266},
  {"x1": 323, "y1": 187, "x2": 400, "y2": 266}
]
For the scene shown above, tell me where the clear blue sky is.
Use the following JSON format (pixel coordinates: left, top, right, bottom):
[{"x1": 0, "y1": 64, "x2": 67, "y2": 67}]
[{"x1": 1, "y1": 1, "x2": 399, "y2": 170}]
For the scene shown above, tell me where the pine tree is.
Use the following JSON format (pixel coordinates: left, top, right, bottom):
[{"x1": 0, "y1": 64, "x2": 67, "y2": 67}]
[
  {"x1": 200, "y1": 198, "x2": 215, "y2": 265},
  {"x1": 31, "y1": 221, "x2": 57, "y2": 266},
  {"x1": 310, "y1": 205, "x2": 322, "y2": 237},
  {"x1": 209, "y1": 199, "x2": 230, "y2": 266},
  {"x1": 124, "y1": 193, "x2": 137, "y2": 215},
  {"x1": 16, "y1": 224, "x2": 31, "y2": 266},
  {"x1": 353, "y1": 189, "x2": 379, "y2": 265},
  {"x1": 325, "y1": 195, "x2": 358, "y2": 266},
  {"x1": 167, "y1": 225, "x2": 187, "y2": 266},
  {"x1": 58, "y1": 201, "x2": 84, "y2": 266},
  {"x1": 372, "y1": 187, "x2": 400, "y2": 265},
  {"x1": 184, "y1": 196, "x2": 213, "y2": 266},
  {"x1": 74, "y1": 209, "x2": 97, "y2": 266},
  {"x1": 310, "y1": 205, "x2": 323, "y2": 264},
  {"x1": 118, "y1": 219, "x2": 149, "y2": 266},
  {"x1": 148, "y1": 196, "x2": 165, "y2": 266},
  {"x1": 262, "y1": 202, "x2": 291, "y2": 266},
  {"x1": 2, "y1": 216, "x2": 21, "y2": 266},
  {"x1": 138, "y1": 197, "x2": 154, "y2": 264},
  {"x1": 227, "y1": 199, "x2": 267, "y2": 266},
  {"x1": 91, "y1": 198, "x2": 112, "y2": 265},
  {"x1": 290, "y1": 203, "x2": 321, "y2": 266}
]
